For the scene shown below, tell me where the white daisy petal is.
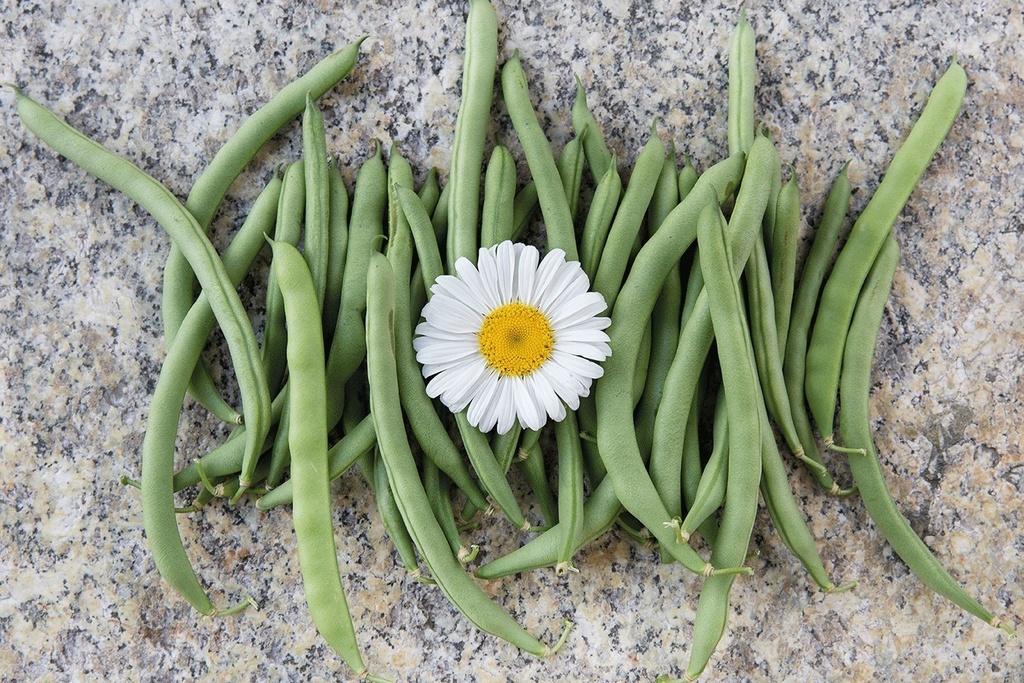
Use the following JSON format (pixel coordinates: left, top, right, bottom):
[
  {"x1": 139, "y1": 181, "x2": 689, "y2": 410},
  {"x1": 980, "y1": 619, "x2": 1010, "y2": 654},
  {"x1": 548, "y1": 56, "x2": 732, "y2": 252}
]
[
  {"x1": 495, "y1": 241, "x2": 516, "y2": 304},
  {"x1": 513, "y1": 377, "x2": 544, "y2": 431},
  {"x1": 552, "y1": 350, "x2": 605, "y2": 380},
  {"x1": 554, "y1": 340, "x2": 612, "y2": 361},
  {"x1": 415, "y1": 339, "x2": 479, "y2": 365},
  {"x1": 514, "y1": 243, "x2": 540, "y2": 303},
  {"x1": 455, "y1": 256, "x2": 499, "y2": 310},
  {"x1": 432, "y1": 275, "x2": 492, "y2": 315},
  {"x1": 549, "y1": 292, "x2": 610, "y2": 330},
  {"x1": 537, "y1": 261, "x2": 589, "y2": 313},
  {"x1": 526, "y1": 372, "x2": 564, "y2": 423},
  {"x1": 495, "y1": 385, "x2": 518, "y2": 435},
  {"x1": 467, "y1": 370, "x2": 502, "y2": 431},
  {"x1": 555, "y1": 328, "x2": 612, "y2": 345},
  {"x1": 527, "y1": 248, "x2": 567, "y2": 307},
  {"x1": 414, "y1": 241, "x2": 612, "y2": 434}
]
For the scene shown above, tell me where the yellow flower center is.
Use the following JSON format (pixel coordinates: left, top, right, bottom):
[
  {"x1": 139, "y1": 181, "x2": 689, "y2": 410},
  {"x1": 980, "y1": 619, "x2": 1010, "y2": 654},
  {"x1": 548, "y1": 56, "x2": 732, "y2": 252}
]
[{"x1": 477, "y1": 302, "x2": 554, "y2": 377}]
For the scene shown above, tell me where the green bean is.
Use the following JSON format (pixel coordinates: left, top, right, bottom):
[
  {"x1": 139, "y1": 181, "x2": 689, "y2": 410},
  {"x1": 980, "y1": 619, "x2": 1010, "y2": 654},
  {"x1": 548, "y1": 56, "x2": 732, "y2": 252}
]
[
  {"x1": 256, "y1": 414, "x2": 376, "y2": 510},
  {"x1": 302, "y1": 92, "x2": 331, "y2": 311},
  {"x1": 679, "y1": 390, "x2": 728, "y2": 543},
  {"x1": 571, "y1": 76, "x2": 613, "y2": 181},
  {"x1": 173, "y1": 391, "x2": 285, "y2": 492},
  {"x1": 781, "y1": 163, "x2": 853, "y2": 495},
  {"x1": 770, "y1": 169, "x2": 801, "y2": 358},
  {"x1": 678, "y1": 154, "x2": 698, "y2": 201},
  {"x1": 557, "y1": 131, "x2": 586, "y2": 223},
  {"x1": 397, "y1": 186, "x2": 445, "y2": 291},
  {"x1": 475, "y1": 470, "x2": 620, "y2": 579},
  {"x1": 594, "y1": 153, "x2": 747, "y2": 575},
  {"x1": 371, "y1": 448, "x2": 429, "y2": 581},
  {"x1": 447, "y1": 0, "x2": 498, "y2": 269},
  {"x1": 518, "y1": 440, "x2": 558, "y2": 530},
  {"x1": 554, "y1": 413, "x2": 585, "y2": 576},
  {"x1": 510, "y1": 180, "x2": 540, "y2": 242},
  {"x1": 579, "y1": 153, "x2": 622, "y2": 279},
  {"x1": 328, "y1": 144, "x2": 387, "y2": 400},
  {"x1": 686, "y1": 203, "x2": 763, "y2": 680},
  {"x1": 156, "y1": 40, "x2": 362, "y2": 406},
  {"x1": 727, "y1": 8, "x2": 756, "y2": 156},
  {"x1": 457, "y1": 413, "x2": 530, "y2": 530},
  {"x1": 744, "y1": 237, "x2": 832, "y2": 483},
  {"x1": 431, "y1": 180, "x2": 450, "y2": 243},
  {"x1": 650, "y1": 291, "x2": 713, "y2": 532},
  {"x1": 591, "y1": 123, "x2": 666, "y2": 310},
  {"x1": 501, "y1": 51, "x2": 577, "y2": 259},
  {"x1": 758, "y1": 399, "x2": 857, "y2": 594},
  {"x1": 677, "y1": 247, "x2": 707, "y2": 525},
  {"x1": 418, "y1": 167, "x2": 442, "y2": 217},
  {"x1": 761, "y1": 128, "x2": 783, "y2": 250},
  {"x1": 805, "y1": 59, "x2": 967, "y2": 445},
  {"x1": 322, "y1": 158, "x2": 349, "y2": 350},
  {"x1": 635, "y1": 150, "x2": 681, "y2": 458},
  {"x1": 423, "y1": 458, "x2": 478, "y2": 564},
  {"x1": 481, "y1": 145, "x2": 517, "y2": 248},
  {"x1": 493, "y1": 423, "x2": 524, "y2": 475},
  {"x1": 261, "y1": 159, "x2": 306, "y2": 398},
  {"x1": 10, "y1": 85, "x2": 272, "y2": 498},
  {"x1": 839, "y1": 234, "x2": 1014, "y2": 636},
  {"x1": 386, "y1": 154, "x2": 490, "y2": 513},
  {"x1": 267, "y1": 237, "x2": 382, "y2": 679},
  {"x1": 366, "y1": 252, "x2": 568, "y2": 656}
]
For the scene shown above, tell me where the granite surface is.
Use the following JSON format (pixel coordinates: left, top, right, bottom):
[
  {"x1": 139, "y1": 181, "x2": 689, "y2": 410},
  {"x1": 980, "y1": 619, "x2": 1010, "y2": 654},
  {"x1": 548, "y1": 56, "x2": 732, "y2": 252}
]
[{"x1": 1, "y1": 0, "x2": 1022, "y2": 681}]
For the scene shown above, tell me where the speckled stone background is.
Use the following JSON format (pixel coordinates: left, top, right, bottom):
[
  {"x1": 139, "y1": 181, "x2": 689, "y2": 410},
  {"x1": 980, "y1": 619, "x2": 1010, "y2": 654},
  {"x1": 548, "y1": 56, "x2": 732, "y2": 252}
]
[{"x1": 1, "y1": 0, "x2": 1022, "y2": 681}]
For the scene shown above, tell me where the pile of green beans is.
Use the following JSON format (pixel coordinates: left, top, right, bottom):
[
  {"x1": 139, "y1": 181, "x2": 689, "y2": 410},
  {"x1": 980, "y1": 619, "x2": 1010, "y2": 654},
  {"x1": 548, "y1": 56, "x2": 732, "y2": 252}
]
[{"x1": 7, "y1": 2, "x2": 1015, "y2": 680}]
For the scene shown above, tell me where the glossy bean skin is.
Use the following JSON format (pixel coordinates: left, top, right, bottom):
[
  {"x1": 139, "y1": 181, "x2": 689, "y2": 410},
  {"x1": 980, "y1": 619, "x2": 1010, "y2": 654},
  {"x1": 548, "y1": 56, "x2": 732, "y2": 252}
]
[
  {"x1": 447, "y1": 0, "x2": 498, "y2": 269},
  {"x1": 679, "y1": 391, "x2": 728, "y2": 544},
  {"x1": 11, "y1": 85, "x2": 272, "y2": 495},
  {"x1": 161, "y1": 40, "x2": 363, "y2": 414},
  {"x1": 805, "y1": 60, "x2": 967, "y2": 444},
  {"x1": 476, "y1": 470, "x2": 621, "y2": 579},
  {"x1": 783, "y1": 164, "x2": 853, "y2": 495},
  {"x1": 756, "y1": 398, "x2": 855, "y2": 594},
  {"x1": 365, "y1": 253, "x2": 561, "y2": 656},
  {"x1": 370, "y1": 448, "x2": 427, "y2": 579},
  {"x1": 839, "y1": 235, "x2": 1014, "y2": 636},
  {"x1": 329, "y1": 144, "x2": 387, "y2": 397},
  {"x1": 594, "y1": 153, "x2": 747, "y2": 574}
]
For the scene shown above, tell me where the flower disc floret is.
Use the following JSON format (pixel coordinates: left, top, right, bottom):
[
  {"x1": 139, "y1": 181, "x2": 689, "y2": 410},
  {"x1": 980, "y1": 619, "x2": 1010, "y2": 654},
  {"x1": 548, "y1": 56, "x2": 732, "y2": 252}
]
[{"x1": 414, "y1": 241, "x2": 611, "y2": 434}]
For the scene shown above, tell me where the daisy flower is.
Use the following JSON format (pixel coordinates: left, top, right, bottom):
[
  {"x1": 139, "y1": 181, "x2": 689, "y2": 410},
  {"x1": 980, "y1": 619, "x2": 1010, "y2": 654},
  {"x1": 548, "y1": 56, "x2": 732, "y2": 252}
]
[{"x1": 413, "y1": 240, "x2": 612, "y2": 434}]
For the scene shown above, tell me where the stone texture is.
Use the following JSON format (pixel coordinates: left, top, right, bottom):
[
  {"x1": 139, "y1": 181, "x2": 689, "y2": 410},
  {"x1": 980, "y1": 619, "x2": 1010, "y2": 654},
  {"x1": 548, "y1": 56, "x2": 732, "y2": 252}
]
[{"x1": 1, "y1": 0, "x2": 1022, "y2": 681}]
